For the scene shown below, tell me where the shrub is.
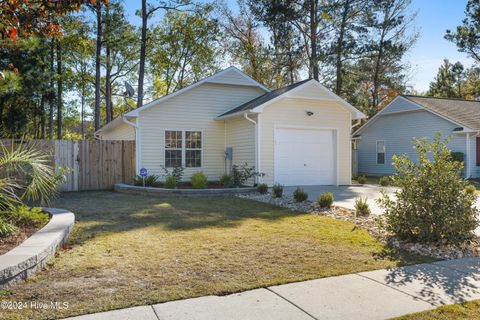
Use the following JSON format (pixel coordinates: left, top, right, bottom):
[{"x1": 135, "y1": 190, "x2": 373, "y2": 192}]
[
  {"x1": 134, "y1": 174, "x2": 159, "y2": 187},
  {"x1": 0, "y1": 218, "x2": 16, "y2": 238},
  {"x1": 161, "y1": 166, "x2": 184, "y2": 188},
  {"x1": 357, "y1": 175, "x2": 367, "y2": 184},
  {"x1": 465, "y1": 184, "x2": 477, "y2": 195},
  {"x1": 220, "y1": 173, "x2": 232, "y2": 187},
  {"x1": 293, "y1": 187, "x2": 308, "y2": 202},
  {"x1": 257, "y1": 183, "x2": 268, "y2": 194},
  {"x1": 272, "y1": 184, "x2": 283, "y2": 198},
  {"x1": 379, "y1": 176, "x2": 390, "y2": 186},
  {"x1": 191, "y1": 172, "x2": 208, "y2": 189},
  {"x1": 5, "y1": 205, "x2": 49, "y2": 228},
  {"x1": 231, "y1": 163, "x2": 264, "y2": 187},
  {"x1": 318, "y1": 192, "x2": 334, "y2": 208},
  {"x1": 377, "y1": 133, "x2": 479, "y2": 243},
  {"x1": 164, "y1": 175, "x2": 177, "y2": 189},
  {"x1": 354, "y1": 197, "x2": 371, "y2": 216}
]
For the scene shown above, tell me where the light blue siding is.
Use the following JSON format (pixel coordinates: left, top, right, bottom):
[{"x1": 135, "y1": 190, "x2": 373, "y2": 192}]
[
  {"x1": 357, "y1": 110, "x2": 468, "y2": 176},
  {"x1": 380, "y1": 97, "x2": 421, "y2": 115}
]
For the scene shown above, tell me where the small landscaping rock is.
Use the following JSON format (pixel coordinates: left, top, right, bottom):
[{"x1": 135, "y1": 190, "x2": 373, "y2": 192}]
[{"x1": 238, "y1": 193, "x2": 480, "y2": 260}]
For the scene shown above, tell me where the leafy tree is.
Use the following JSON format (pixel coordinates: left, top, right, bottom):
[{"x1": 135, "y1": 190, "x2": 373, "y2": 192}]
[
  {"x1": 103, "y1": 1, "x2": 139, "y2": 122},
  {"x1": 137, "y1": 0, "x2": 194, "y2": 109},
  {"x1": 217, "y1": 0, "x2": 276, "y2": 87},
  {"x1": 427, "y1": 59, "x2": 465, "y2": 98},
  {"x1": 446, "y1": 0, "x2": 480, "y2": 64},
  {"x1": 354, "y1": 0, "x2": 417, "y2": 116},
  {"x1": 149, "y1": 8, "x2": 221, "y2": 96},
  {"x1": 378, "y1": 133, "x2": 479, "y2": 243}
]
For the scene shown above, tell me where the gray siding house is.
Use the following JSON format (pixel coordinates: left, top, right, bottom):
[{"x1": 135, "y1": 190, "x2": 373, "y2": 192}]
[{"x1": 354, "y1": 95, "x2": 480, "y2": 179}]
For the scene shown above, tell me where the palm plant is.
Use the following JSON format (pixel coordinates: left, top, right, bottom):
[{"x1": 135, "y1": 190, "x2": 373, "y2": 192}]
[{"x1": 0, "y1": 141, "x2": 63, "y2": 210}]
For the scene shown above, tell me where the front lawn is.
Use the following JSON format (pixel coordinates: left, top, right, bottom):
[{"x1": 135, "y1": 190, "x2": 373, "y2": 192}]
[
  {"x1": 0, "y1": 192, "x2": 432, "y2": 320},
  {"x1": 396, "y1": 300, "x2": 480, "y2": 320}
]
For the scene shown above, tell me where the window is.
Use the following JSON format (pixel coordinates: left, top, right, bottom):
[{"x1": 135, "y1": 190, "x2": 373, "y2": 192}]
[
  {"x1": 477, "y1": 137, "x2": 480, "y2": 167},
  {"x1": 165, "y1": 130, "x2": 202, "y2": 168},
  {"x1": 376, "y1": 141, "x2": 385, "y2": 164}
]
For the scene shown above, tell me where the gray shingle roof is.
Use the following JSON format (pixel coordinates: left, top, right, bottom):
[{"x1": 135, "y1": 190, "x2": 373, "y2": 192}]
[
  {"x1": 218, "y1": 79, "x2": 312, "y2": 117},
  {"x1": 403, "y1": 95, "x2": 480, "y2": 130}
]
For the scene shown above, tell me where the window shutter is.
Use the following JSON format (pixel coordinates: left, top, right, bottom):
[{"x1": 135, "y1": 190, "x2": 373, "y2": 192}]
[{"x1": 477, "y1": 137, "x2": 480, "y2": 166}]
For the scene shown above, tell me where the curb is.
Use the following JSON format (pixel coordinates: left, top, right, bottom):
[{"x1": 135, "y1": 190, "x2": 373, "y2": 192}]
[{"x1": 0, "y1": 208, "x2": 75, "y2": 288}]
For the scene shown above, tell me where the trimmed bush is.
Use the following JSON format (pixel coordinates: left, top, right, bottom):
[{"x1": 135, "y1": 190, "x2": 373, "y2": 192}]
[
  {"x1": 357, "y1": 175, "x2": 367, "y2": 184},
  {"x1": 379, "y1": 176, "x2": 390, "y2": 186},
  {"x1": 7, "y1": 206, "x2": 49, "y2": 228},
  {"x1": 164, "y1": 175, "x2": 177, "y2": 189},
  {"x1": 318, "y1": 192, "x2": 334, "y2": 208},
  {"x1": 134, "y1": 174, "x2": 159, "y2": 187},
  {"x1": 272, "y1": 184, "x2": 283, "y2": 198},
  {"x1": 354, "y1": 197, "x2": 371, "y2": 216},
  {"x1": 257, "y1": 183, "x2": 268, "y2": 194},
  {"x1": 465, "y1": 184, "x2": 477, "y2": 195},
  {"x1": 191, "y1": 172, "x2": 208, "y2": 189},
  {"x1": 220, "y1": 173, "x2": 232, "y2": 187},
  {"x1": 293, "y1": 187, "x2": 308, "y2": 202},
  {"x1": 0, "y1": 218, "x2": 16, "y2": 238},
  {"x1": 378, "y1": 133, "x2": 479, "y2": 243}
]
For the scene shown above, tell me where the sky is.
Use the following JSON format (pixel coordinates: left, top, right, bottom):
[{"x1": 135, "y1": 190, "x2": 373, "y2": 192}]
[{"x1": 122, "y1": 0, "x2": 475, "y2": 92}]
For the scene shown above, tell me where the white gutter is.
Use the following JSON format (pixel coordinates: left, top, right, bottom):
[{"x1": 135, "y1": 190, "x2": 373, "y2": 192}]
[
  {"x1": 244, "y1": 112, "x2": 260, "y2": 184},
  {"x1": 122, "y1": 115, "x2": 141, "y2": 174},
  {"x1": 351, "y1": 119, "x2": 362, "y2": 130}
]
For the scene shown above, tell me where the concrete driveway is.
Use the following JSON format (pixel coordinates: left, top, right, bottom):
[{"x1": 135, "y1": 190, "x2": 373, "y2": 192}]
[{"x1": 284, "y1": 185, "x2": 480, "y2": 216}]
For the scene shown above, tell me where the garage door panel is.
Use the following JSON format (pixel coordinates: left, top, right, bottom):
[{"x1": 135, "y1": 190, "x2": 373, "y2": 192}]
[{"x1": 274, "y1": 128, "x2": 335, "y2": 186}]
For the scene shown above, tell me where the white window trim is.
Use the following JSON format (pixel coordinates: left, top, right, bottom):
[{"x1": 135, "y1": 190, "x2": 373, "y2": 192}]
[
  {"x1": 376, "y1": 140, "x2": 386, "y2": 165},
  {"x1": 164, "y1": 129, "x2": 204, "y2": 169}
]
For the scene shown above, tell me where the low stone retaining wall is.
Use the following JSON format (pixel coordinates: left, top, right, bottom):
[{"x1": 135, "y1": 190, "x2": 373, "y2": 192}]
[
  {"x1": 0, "y1": 208, "x2": 75, "y2": 288},
  {"x1": 114, "y1": 183, "x2": 257, "y2": 196}
]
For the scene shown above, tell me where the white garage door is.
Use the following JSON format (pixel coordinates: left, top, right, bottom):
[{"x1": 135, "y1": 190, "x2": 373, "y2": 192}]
[{"x1": 274, "y1": 128, "x2": 336, "y2": 185}]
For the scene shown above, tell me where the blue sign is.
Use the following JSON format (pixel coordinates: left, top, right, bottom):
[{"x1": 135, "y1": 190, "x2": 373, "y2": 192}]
[{"x1": 139, "y1": 168, "x2": 148, "y2": 177}]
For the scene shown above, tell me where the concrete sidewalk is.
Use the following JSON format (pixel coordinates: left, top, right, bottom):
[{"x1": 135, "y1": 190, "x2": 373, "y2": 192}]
[{"x1": 65, "y1": 257, "x2": 480, "y2": 320}]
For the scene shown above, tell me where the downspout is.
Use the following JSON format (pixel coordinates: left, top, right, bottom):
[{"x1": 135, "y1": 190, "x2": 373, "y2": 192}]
[
  {"x1": 123, "y1": 115, "x2": 140, "y2": 174},
  {"x1": 466, "y1": 133, "x2": 471, "y2": 179},
  {"x1": 351, "y1": 119, "x2": 362, "y2": 130},
  {"x1": 244, "y1": 112, "x2": 259, "y2": 185}
]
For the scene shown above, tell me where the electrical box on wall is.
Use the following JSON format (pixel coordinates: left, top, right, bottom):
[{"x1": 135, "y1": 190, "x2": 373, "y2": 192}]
[{"x1": 225, "y1": 147, "x2": 233, "y2": 160}]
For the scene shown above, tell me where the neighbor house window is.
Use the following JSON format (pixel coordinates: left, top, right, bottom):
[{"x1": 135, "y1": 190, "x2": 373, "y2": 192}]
[
  {"x1": 477, "y1": 137, "x2": 480, "y2": 166},
  {"x1": 376, "y1": 141, "x2": 385, "y2": 164},
  {"x1": 165, "y1": 130, "x2": 202, "y2": 168}
]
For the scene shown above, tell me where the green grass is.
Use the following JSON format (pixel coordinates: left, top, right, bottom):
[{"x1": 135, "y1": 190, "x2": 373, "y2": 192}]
[
  {"x1": 0, "y1": 191, "x2": 433, "y2": 320},
  {"x1": 396, "y1": 300, "x2": 480, "y2": 319}
]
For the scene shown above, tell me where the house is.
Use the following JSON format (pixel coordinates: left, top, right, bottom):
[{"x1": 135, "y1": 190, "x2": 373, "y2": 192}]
[
  {"x1": 96, "y1": 66, "x2": 366, "y2": 186},
  {"x1": 354, "y1": 95, "x2": 480, "y2": 179}
]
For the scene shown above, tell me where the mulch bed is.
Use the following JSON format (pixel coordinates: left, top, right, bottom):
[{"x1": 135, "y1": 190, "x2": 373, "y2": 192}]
[{"x1": 0, "y1": 225, "x2": 39, "y2": 255}]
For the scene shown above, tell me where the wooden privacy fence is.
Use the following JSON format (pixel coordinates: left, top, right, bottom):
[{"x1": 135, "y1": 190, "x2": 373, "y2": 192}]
[{"x1": 1, "y1": 139, "x2": 135, "y2": 192}]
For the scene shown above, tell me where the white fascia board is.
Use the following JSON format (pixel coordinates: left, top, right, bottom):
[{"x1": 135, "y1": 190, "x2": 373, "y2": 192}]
[{"x1": 126, "y1": 66, "x2": 270, "y2": 117}]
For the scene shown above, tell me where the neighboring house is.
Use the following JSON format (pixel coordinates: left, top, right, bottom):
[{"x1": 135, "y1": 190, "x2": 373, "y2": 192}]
[
  {"x1": 96, "y1": 66, "x2": 366, "y2": 186},
  {"x1": 354, "y1": 95, "x2": 480, "y2": 179}
]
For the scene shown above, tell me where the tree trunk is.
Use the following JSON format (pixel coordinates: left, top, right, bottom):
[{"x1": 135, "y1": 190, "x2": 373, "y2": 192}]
[
  {"x1": 310, "y1": 0, "x2": 319, "y2": 80},
  {"x1": 94, "y1": 0, "x2": 102, "y2": 131},
  {"x1": 40, "y1": 95, "x2": 46, "y2": 139},
  {"x1": 105, "y1": 4, "x2": 112, "y2": 123},
  {"x1": 335, "y1": 1, "x2": 350, "y2": 95},
  {"x1": 49, "y1": 37, "x2": 55, "y2": 140},
  {"x1": 56, "y1": 39, "x2": 63, "y2": 140},
  {"x1": 137, "y1": 0, "x2": 147, "y2": 108},
  {"x1": 81, "y1": 80, "x2": 85, "y2": 139}
]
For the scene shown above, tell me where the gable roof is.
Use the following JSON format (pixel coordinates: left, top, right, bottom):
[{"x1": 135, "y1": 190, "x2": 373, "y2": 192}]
[
  {"x1": 355, "y1": 95, "x2": 480, "y2": 136},
  {"x1": 125, "y1": 66, "x2": 269, "y2": 118},
  {"x1": 217, "y1": 78, "x2": 366, "y2": 119},
  {"x1": 217, "y1": 79, "x2": 311, "y2": 117},
  {"x1": 403, "y1": 95, "x2": 480, "y2": 131}
]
